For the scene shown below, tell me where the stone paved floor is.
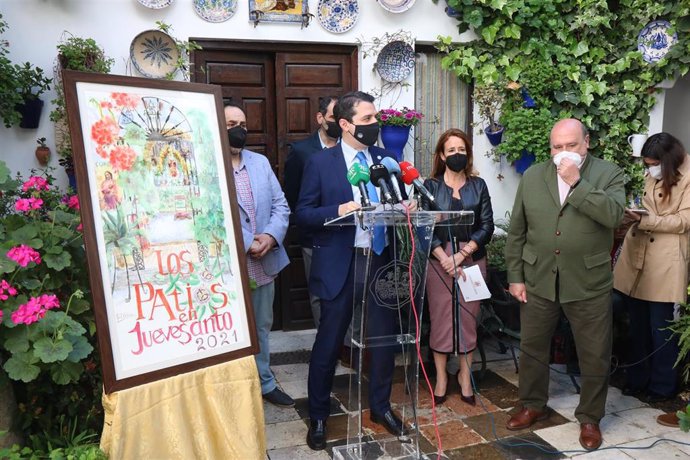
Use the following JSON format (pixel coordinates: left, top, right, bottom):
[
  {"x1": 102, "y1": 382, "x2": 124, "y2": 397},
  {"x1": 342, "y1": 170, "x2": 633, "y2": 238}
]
[{"x1": 265, "y1": 330, "x2": 690, "y2": 459}]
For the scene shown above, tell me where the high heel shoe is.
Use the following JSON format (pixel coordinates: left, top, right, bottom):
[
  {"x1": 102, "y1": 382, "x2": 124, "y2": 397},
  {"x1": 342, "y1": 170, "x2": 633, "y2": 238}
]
[
  {"x1": 460, "y1": 393, "x2": 476, "y2": 406},
  {"x1": 433, "y1": 394, "x2": 447, "y2": 405}
]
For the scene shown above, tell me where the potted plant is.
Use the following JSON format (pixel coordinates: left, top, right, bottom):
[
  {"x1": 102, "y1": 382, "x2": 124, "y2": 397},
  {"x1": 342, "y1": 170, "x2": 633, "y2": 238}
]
[
  {"x1": 35, "y1": 137, "x2": 50, "y2": 166},
  {"x1": 376, "y1": 107, "x2": 423, "y2": 161},
  {"x1": 13, "y1": 62, "x2": 52, "y2": 129},
  {"x1": 473, "y1": 83, "x2": 505, "y2": 146}
]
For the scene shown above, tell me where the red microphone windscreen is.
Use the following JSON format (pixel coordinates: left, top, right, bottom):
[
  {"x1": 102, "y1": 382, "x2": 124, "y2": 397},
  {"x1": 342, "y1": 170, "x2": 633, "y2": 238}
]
[{"x1": 399, "y1": 161, "x2": 420, "y2": 185}]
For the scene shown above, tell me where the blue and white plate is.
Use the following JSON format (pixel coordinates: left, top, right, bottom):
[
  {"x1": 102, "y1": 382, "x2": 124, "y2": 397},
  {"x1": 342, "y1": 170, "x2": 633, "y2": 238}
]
[
  {"x1": 194, "y1": 0, "x2": 237, "y2": 22},
  {"x1": 137, "y1": 0, "x2": 174, "y2": 9},
  {"x1": 376, "y1": 0, "x2": 416, "y2": 13},
  {"x1": 130, "y1": 30, "x2": 180, "y2": 79},
  {"x1": 638, "y1": 20, "x2": 678, "y2": 64},
  {"x1": 317, "y1": 0, "x2": 359, "y2": 34},
  {"x1": 376, "y1": 41, "x2": 415, "y2": 83}
]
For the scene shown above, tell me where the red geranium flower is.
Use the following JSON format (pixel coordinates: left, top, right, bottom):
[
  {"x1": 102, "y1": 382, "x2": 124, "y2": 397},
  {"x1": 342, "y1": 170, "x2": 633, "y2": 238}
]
[{"x1": 91, "y1": 117, "x2": 120, "y2": 146}]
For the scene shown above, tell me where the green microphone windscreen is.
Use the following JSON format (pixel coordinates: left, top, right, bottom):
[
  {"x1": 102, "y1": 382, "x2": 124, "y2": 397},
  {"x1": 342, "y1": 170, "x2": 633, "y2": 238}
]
[{"x1": 346, "y1": 163, "x2": 370, "y2": 186}]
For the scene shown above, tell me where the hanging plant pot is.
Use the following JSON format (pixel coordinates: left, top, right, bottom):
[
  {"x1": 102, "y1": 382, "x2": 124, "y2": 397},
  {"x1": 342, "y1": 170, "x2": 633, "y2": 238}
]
[
  {"x1": 17, "y1": 97, "x2": 44, "y2": 129},
  {"x1": 520, "y1": 88, "x2": 536, "y2": 108},
  {"x1": 35, "y1": 146, "x2": 50, "y2": 166},
  {"x1": 513, "y1": 150, "x2": 536, "y2": 174},
  {"x1": 485, "y1": 125, "x2": 504, "y2": 146},
  {"x1": 380, "y1": 125, "x2": 411, "y2": 162}
]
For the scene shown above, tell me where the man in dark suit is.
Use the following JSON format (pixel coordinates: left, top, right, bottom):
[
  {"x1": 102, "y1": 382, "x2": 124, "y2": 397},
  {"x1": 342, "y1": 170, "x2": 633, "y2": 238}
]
[
  {"x1": 284, "y1": 96, "x2": 339, "y2": 327},
  {"x1": 505, "y1": 119, "x2": 625, "y2": 451},
  {"x1": 296, "y1": 91, "x2": 405, "y2": 450}
]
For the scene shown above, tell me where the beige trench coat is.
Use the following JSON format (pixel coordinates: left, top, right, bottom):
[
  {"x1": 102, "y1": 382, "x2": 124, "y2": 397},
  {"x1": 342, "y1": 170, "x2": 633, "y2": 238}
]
[{"x1": 614, "y1": 156, "x2": 690, "y2": 303}]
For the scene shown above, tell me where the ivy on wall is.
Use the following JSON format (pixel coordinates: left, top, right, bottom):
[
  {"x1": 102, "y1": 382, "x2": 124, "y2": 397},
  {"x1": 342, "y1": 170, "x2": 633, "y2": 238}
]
[{"x1": 436, "y1": 0, "x2": 690, "y2": 194}]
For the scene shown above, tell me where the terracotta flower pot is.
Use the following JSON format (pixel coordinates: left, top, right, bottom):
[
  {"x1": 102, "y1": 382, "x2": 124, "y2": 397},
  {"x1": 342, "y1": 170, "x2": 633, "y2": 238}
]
[{"x1": 35, "y1": 146, "x2": 50, "y2": 166}]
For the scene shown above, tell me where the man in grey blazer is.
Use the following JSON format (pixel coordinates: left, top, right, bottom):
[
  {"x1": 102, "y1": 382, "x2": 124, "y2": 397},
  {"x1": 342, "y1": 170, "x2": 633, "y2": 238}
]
[
  {"x1": 505, "y1": 119, "x2": 625, "y2": 450},
  {"x1": 224, "y1": 103, "x2": 294, "y2": 407}
]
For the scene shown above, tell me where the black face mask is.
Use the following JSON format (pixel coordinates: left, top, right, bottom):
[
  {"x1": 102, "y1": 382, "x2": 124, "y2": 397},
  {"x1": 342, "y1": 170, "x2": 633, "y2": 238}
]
[
  {"x1": 352, "y1": 122, "x2": 380, "y2": 147},
  {"x1": 445, "y1": 153, "x2": 468, "y2": 172},
  {"x1": 227, "y1": 126, "x2": 247, "y2": 149},
  {"x1": 324, "y1": 120, "x2": 341, "y2": 139}
]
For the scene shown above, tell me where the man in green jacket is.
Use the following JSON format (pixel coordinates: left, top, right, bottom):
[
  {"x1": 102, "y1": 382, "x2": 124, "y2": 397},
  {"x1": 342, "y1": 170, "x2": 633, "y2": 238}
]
[{"x1": 505, "y1": 118, "x2": 625, "y2": 451}]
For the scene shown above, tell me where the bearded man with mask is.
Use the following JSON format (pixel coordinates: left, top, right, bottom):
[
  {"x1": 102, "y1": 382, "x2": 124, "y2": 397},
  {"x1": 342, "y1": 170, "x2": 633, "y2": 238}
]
[
  {"x1": 296, "y1": 91, "x2": 407, "y2": 450},
  {"x1": 505, "y1": 118, "x2": 625, "y2": 451},
  {"x1": 284, "y1": 96, "x2": 340, "y2": 328},
  {"x1": 223, "y1": 103, "x2": 294, "y2": 407}
]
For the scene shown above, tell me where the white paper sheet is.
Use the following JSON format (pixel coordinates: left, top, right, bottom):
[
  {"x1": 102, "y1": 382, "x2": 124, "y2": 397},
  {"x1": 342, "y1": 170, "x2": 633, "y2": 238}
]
[{"x1": 457, "y1": 265, "x2": 491, "y2": 302}]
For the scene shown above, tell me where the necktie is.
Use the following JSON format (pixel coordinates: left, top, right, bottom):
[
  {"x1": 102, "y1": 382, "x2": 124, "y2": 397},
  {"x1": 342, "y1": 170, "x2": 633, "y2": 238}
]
[{"x1": 356, "y1": 151, "x2": 385, "y2": 255}]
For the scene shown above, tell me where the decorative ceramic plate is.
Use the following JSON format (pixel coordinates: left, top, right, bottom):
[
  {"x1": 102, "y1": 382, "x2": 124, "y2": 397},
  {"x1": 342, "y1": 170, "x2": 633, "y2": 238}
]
[
  {"x1": 130, "y1": 30, "x2": 180, "y2": 79},
  {"x1": 376, "y1": 40, "x2": 415, "y2": 83},
  {"x1": 193, "y1": 0, "x2": 237, "y2": 22},
  {"x1": 376, "y1": 0, "x2": 416, "y2": 13},
  {"x1": 137, "y1": 0, "x2": 174, "y2": 9},
  {"x1": 638, "y1": 20, "x2": 678, "y2": 64},
  {"x1": 317, "y1": 0, "x2": 359, "y2": 34}
]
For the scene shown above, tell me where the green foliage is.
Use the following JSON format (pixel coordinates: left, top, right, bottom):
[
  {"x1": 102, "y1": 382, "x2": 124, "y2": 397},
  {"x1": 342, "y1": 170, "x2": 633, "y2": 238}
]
[
  {"x1": 669, "y1": 301, "x2": 690, "y2": 384},
  {"x1": 155, "y1": 21, "x2": 201, "y2": 81},
  {"x1": 679, "y1": 403, "x2": 690, "y2": 432},
  {"x1": 473, "y1": 83, "x2": 504, "y2": 132},
  {"x1": 0, "y1": 14, "x2": 52, "y2": 127},
  {"x1": 486, "y1": 212, "x2": 510, "y2": 271},
  {"x1": 438, "y1": 0, "x2": 690, "y2": 193},
  {"x1": 499, "y1": 106, "x2": 553, "y2": 163}
]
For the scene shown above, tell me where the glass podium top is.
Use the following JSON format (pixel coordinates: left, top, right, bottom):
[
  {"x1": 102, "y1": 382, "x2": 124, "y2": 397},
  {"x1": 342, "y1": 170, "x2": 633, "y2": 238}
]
[{"x1": 324, "y1": 205, "x2": 474, "y2": 227}]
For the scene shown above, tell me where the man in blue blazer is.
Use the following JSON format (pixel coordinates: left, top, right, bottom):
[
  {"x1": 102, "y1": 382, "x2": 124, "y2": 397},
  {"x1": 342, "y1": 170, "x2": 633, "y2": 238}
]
[
  {"x1": 224, "y1": 104, "x2": 294, "y2": 407},
  {"x1": 284, "y1": 96, "x2": 339, "y2": 327},
  {"x1": 296, "y1": 92, "x2": 405, "y2": 450}
]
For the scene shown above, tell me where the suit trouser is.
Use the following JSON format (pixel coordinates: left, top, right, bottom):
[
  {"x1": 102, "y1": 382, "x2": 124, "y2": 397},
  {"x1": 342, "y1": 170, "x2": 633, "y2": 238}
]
[
  {"x1": 301, "y1": 246, "x2": 322, "y2": 328},
  {"x1": 519, "y1": 291, "x2": 612, "y2": 424},
  {"x1": 252, "y1": 281, "x2": 277, "y2": 394},
  {"x1": 308, "y1": 251, "x2": 397, "y2": 420}
]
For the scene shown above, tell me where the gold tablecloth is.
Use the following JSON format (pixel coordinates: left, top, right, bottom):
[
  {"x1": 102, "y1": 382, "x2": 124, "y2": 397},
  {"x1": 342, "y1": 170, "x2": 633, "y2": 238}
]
[{"x1": 100, "y1": 356, "x2": 265, "y2": 459}]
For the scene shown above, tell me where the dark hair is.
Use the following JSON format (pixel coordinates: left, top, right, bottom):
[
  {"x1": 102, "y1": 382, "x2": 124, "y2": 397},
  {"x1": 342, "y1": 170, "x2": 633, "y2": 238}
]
[
  {"x1": 431, "y1": 128, "x2": 475, "y2": 178},
  {"x1": 318, "y1": 96, "x2": 338, "y2": 116},
  {"x1": 333, "y1": 91, "x2": 375, "y2": 123},
  {"x1": 641, "y1": 132, "x2": 686, "y2": 200},
  {"x1": 223, "y1": 101, "x2": 244, "y2": 113}
]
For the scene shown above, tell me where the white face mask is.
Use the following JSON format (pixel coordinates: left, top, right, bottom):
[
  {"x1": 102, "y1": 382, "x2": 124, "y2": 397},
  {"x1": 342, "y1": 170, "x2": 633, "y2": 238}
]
[
  {"x1": 647, "y1": 164, "x2": 662, "y2": 180},
  {"x1": 552, "y1": 150, "x2": 583, "y2": 168}
]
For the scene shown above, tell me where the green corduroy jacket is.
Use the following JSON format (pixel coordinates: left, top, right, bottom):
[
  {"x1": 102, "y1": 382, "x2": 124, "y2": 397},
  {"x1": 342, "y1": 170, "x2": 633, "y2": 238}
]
[{"x1": 505, "y1": 155, "x2": 626, "y2": 303}]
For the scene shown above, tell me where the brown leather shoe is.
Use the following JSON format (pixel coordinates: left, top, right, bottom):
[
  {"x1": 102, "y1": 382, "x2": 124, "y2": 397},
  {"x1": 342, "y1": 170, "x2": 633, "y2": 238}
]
[
  {"x1": 506, "y1": 407, "x2": 549, "y2": 430},
  {"x1": 579, "y1": 423, "x2": 602, "y2": 451},
  {"x1": 657, "y1": 412, "x2": 680, "y2": 427}
]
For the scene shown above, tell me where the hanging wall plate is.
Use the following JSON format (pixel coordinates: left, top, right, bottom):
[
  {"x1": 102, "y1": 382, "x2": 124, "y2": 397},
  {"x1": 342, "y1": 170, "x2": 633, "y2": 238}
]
[
  {"x1": 317, "y1": 0, "x2": 359, "y2": 34},
  {"x1": 376, "y1": 40, "x2": 415, "y2": 83},
  {"x1": 376, "y1": 0, "x2": 416, "y2": 13},
  {"x1": 130, "y1": 30, "x2": 180, "y2": 79},
  {"x1": 137, "y1": 0, "x2": 174, "y2": 9},
  {"x1": 193, "y1": 0, "x2": 238, "y2": 22},
  {"x1": 638, "y1": 20, "x2": 678, "y2": 64}
]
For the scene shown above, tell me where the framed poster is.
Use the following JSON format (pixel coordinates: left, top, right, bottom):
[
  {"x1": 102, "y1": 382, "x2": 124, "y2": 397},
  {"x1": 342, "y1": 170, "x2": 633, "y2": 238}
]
[
  {"x1": 62, "y1": 70, "x2": 257, "y2": 393},
  {"x1": 249, "y1": 0, "x2": 309, "y2": 25}
]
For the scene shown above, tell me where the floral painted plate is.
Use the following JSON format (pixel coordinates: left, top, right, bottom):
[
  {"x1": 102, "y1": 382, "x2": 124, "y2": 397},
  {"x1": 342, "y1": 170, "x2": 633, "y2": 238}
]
[
  {"x1": 130, "y1": 30, "x2": 180, "y2": 79},
  {"x1": 376, "y1": 40, "x2": 415, "y2": 83},
  {"x1": 317, "y1": 0, "x2": 359, "y2": 34},
  {"x1": 376, "y1": 0, "x2": 416, "y2": 13},
  {"x1": 193, "y1": 0, "x2": 237, "y2": 22},
  {"x1": 638, "y1": 20, "x2": 678, "y2": 64},
  {"x1": 137, "y1": 0, "x2": 174, "y2": 9}
]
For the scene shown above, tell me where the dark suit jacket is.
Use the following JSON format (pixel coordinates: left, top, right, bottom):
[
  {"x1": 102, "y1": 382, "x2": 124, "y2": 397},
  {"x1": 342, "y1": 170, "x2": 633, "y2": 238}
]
[
  {"x1": 285, "y1": 130, "x2": 322, "y2": 212},
  {"x1": 295, "y1": 144, "x2": 398, "y2": 301}
]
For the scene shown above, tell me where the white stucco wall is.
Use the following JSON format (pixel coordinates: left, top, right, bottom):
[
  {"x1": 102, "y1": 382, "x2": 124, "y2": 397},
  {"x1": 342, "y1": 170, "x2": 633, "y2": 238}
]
[
  {"x1": 662, "y1": 74, "x2": 690, "y2": 149},
  {"x1": 0, "y1": 0, "x2": 524, "y2": 218}
]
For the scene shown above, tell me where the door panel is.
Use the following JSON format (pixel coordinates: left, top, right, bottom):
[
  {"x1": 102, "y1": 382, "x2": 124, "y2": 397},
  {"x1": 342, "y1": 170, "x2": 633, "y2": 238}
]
[{"x1": 192, "y1": 42, "x2": 357, "y2": 330}]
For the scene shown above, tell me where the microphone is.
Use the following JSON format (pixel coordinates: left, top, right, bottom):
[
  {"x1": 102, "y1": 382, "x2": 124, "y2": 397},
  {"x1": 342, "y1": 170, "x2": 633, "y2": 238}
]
[
  {"x1": 379, "y1": 157, "x2": 404, "y2": 203},
  {"x1": 399, "y1": 161, "x2": 439, "y2": 210},
  {"x1": 346, "y1": 163, "x2": 372, "y2": 207},
  {"x1": 369, "y1": 164, "x2": 395, "y2": 204}
]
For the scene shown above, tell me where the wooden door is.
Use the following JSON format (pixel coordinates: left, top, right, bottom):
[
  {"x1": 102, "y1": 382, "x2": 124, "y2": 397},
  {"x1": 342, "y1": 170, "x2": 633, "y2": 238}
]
[{"x1": 192, "y1": 41, "x2": 358, "y2": 330}]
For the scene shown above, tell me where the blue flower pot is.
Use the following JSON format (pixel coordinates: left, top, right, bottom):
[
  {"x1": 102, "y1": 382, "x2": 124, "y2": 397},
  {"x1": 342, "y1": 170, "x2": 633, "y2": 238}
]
[
  {"x1": 66, "y1": 169, "x2": 77, "y2": 191},
  {"x1": 513, "y1": 150, "x2": 536, "y2": 174},
  {"x1": 380, "y1": 125, "x2": 411, "y2": 162},
  {"x1": 485, "y1": 125, "x2": 504, "y2": 146},
  {"x1": 17, "y1": 97, "x2": 44, "y2": 129}
]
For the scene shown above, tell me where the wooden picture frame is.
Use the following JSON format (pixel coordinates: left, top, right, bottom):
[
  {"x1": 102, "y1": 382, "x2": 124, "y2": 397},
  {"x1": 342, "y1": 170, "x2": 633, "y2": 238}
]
[
  {"x1": 249, "y1": 0, "x2": 308, "y2": 26},
  {"x1": 62, "y1": 70, "x2": 257, "y2": 393}
]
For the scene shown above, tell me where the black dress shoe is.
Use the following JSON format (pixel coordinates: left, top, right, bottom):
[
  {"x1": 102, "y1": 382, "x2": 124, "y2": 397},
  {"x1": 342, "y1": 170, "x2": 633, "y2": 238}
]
[
  {"x1": 371, "y1": 410, "x2": 406, "y2": 436},
  {"x1": 645, "y1": 391, "x2": 674, "y2": 403},
  {"x1": 622, "y1": 386, "x2": 644, "y2": 397},
  {"x1": 460, "y1": 393, "x2": 476, "y2": 406},
  {"x1": 433, "y1": 394, "x2": 447, "y2": 405},
  {"x1": 306, "y1": 419, "x2": 327, "y2": 450}
]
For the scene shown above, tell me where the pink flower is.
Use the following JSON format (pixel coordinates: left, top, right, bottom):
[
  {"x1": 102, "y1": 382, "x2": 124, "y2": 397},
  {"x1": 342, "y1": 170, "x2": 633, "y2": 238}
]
[
  {"x1": 0, "y1": 310, "x2": 3, "y2": 323},
  {"x1": 110, "y1": 92, "x2": 140, "y2": 110},
  {"x1": 0, "y1": 279, "x2": 18, "y2": 301},
  {"x1": 76, "y1": 223, "x2": 83, "y2": 232},
  {"x1": 6, "y1": 245, "x2": 41, "y2": 267},
  {"x1": 109, "y1": 145, "x2": 137, "y2": 171},
  {"x1": 22, "y1": 176, "x2": 50, "y2": 192},
  {"x1": 100, "y1": 101, "x2": 114, "y2": 109},
  {"x1": 91, "y1": 117, "x2": 120, "y2": 146},
  {"x1": 15, "y1": 198, "x2": 43, "y2": 212},
  {"x1": 66, "y1": 195, "x2": 80, "y2": 210},
  {"x1": 10, "y1": 294, "x2": 60, "y2": 325}
]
